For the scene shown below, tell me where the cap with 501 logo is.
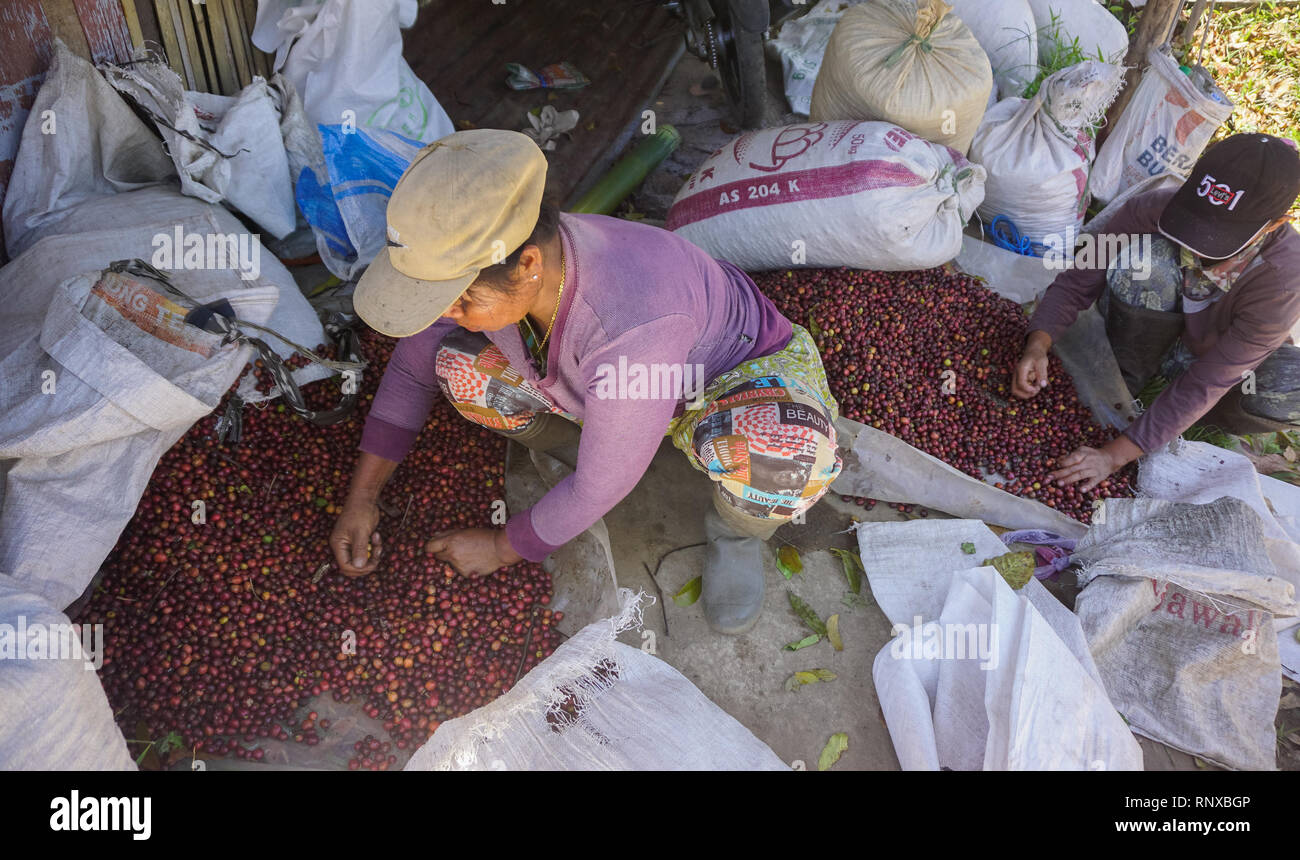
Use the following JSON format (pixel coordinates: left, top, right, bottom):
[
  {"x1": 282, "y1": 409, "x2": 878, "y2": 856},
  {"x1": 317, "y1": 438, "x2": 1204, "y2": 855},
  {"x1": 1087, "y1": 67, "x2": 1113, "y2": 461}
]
[
  {"x1": 1159, "y1": 133, "x2": 1300, "y2": 260},
  {"x1": 353, "y1": 129, "x2": 549, "y2": 337}
]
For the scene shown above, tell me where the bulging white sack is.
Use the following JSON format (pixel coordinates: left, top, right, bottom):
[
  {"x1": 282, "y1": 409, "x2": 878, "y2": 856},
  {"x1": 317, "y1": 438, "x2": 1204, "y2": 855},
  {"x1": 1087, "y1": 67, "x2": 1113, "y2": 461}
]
[
  {"x1": 860, "y1": 524, "x2": 1142, "y2": 772},
  {"x1": 969, "y1": 60, "x2": 1124, "y2": 249},
  {"x1": 1090, "y1": 48, "x2": 1233, "y2": 204},
  {"x1": 0, "y1": 574, "x2": 135, "y2": 770},
  {"x1": 810, "y1": 0, "x2": 993, "y2": 154},
  {"x1": 766, "y1": 0, "x2": 866, "y2": 115},
  {"x1": 947, "y1": 0, "x2": 1039, "y2": 100},
  {"x1": 668, "y1": 121, "x2": 985, "y2": 272},
  {"x1": 1, "y1": 41, "x2": 175, "y2": 258},
  {"x1": 102, "y1": 60, "x2": 298, "y2": 240},
  {"x1": 253, "y1": 0, "x2": 454, "y2": 145}
]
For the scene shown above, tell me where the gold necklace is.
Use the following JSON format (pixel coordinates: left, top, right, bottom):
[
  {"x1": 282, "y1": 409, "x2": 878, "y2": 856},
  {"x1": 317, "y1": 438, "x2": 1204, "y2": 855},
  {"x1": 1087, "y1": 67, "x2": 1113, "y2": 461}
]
[
  {"x1": 538, "y1": 248, "x2": 566, "y2": 351},
  {"x1": 519, "y1": 247, "x2": 565, "y2": 369}
]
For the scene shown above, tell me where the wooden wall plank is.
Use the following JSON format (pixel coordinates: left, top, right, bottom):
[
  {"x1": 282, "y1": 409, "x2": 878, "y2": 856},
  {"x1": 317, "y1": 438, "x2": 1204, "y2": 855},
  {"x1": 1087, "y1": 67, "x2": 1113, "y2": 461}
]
[
  {"x1": 171, "y1": 0, "x2": 207, "y2": 90},
  {"x1": 150, "y1": 0, "x2": 188, "y2": 81},
  {"x1": 41, "y1": 0, "x2": 94, "y2": 61},
  {"x1": 186, "y1": 0, "x2": 221, "y2": 93},
  {"x1": 72, "y1": 0, "x2": 134, "y2": 64},
  {"x1": 219, "y1": 0, "x2": 251, "y2": 87},
  {"x1": 0, "y1": 0, "x2": 55, "y2": 259},
  {"x1": 239, "y1": 0, "x2": 271, "y2": 78},
  {"x1": 119, "y1": 0, "x2": 146, "y2": 53},
  {"x1": 204, "y1": 0, "x2": 239, "y2": 93}
]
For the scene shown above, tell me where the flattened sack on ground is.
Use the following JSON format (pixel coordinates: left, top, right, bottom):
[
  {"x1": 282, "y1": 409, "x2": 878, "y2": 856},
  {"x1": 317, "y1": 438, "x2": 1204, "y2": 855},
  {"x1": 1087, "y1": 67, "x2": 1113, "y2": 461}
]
[
  {"x1": 404, "y1": 593, "x2": 789, "y2": 771},
  {"x1": 1072, "y1": 496, "x2": 1297, "y2": 771}
]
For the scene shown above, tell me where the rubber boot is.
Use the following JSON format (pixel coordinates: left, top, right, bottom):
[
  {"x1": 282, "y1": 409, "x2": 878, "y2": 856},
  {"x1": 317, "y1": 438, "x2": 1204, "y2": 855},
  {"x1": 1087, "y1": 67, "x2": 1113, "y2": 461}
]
[{"x1": 702, "y1": 496, "x2": 780, "y2": 635}]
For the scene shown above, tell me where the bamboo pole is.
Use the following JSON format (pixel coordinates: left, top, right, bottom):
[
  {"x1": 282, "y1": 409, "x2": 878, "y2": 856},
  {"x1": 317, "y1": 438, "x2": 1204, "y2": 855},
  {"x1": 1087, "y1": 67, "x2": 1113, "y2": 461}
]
[
  {"x1": 150, "y1": 0, "x2": 187, "y2": 79},
  {"x1": 120, "y1": 0, "x2": 146, "y2": 53},
  {"x1": 1099, "y1": 0, "x2": 1187, "y2": 149}
]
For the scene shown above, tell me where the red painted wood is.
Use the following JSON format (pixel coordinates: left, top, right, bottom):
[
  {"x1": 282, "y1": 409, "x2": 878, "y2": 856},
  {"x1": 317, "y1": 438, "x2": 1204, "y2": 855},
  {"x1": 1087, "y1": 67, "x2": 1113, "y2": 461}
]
[
  {"x1": 72, "y1": 0, "x2": 134, "y2": 65},
  {"x1": 0, "y1": 0, "x2": 55, "y2": 256}
]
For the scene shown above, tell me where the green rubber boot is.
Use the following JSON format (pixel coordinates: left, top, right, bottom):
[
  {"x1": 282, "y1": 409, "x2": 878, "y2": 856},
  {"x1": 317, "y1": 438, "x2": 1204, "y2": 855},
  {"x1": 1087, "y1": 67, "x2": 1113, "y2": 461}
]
[{"x1": 702, "y1": 497, "x2": 779, "y2": 635}]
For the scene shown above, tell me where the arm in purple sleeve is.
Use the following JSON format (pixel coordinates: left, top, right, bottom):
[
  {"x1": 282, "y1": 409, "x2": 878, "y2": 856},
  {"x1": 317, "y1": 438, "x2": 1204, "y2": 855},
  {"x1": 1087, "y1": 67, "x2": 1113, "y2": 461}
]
[
  {"x1": 1126, "y1": 288, "x2": 1300, "y2": 453},
  {"x1": 359, "y1": 319, "x2": 457, "y2": 462},
  {"x1": 1028, "y1": 190, "x2": 1171, "y2": 342},
  {"x1": 506, "y1": 315, "x2": 694, "y2": 561}
]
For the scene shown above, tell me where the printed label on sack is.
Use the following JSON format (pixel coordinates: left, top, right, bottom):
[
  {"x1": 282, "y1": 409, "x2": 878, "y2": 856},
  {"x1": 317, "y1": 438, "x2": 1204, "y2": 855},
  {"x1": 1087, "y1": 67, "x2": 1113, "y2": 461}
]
[
  {"x1": 668, "y1": 159, "x2": 925, "y2": 229},
  {"x1": 81, "y1": 271, "x2": 214, "y2": 358}
]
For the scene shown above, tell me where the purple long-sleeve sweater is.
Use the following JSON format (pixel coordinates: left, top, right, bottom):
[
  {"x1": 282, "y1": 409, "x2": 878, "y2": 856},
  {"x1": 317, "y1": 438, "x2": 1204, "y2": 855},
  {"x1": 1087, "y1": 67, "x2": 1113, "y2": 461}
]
[{"x1": 360, "y1": 213, "x2": 792, "y2": 561}]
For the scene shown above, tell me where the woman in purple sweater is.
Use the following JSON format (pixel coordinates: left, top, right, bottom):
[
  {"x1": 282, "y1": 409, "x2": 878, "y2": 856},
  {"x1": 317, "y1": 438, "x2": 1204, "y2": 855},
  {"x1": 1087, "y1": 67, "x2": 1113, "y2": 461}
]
[{"x1": 329, "y1": 129, "x2": 842, "y2": 634}]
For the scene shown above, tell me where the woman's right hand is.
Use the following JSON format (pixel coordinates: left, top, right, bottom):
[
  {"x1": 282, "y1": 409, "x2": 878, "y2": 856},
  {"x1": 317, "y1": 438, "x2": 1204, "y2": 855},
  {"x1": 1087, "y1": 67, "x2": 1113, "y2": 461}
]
[
  {"x1": 1012, "y1": 332, "x2": 1052, "y2": 400},
  {"x1": 330, "y1": 500, "x2": 383, "y2": 577}
]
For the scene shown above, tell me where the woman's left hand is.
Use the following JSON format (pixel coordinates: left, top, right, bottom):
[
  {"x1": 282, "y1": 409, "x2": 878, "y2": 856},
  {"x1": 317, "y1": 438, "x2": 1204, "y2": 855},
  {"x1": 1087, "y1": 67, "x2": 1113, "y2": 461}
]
[
  {"x1": 1049, "y1": 446, "x2": 1117, "y2": 492},
  {"x1": 425, "y1": 528, "x2": 522, "y2": 577}
]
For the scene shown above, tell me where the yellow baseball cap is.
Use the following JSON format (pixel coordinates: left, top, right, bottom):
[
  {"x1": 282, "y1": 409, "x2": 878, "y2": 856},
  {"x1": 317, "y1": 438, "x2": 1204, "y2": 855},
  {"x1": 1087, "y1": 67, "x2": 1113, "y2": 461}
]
[{"x1": 353, "y1": 129, "x2": 548, "y2": 337}]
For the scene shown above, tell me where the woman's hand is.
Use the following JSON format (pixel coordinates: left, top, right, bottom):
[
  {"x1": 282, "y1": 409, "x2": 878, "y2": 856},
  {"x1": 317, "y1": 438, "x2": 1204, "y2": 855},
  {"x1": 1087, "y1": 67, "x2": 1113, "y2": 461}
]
[
  {"x1": 330, "y1": 500, "x2": 383, "y2": 577},
  {"x1": 426, "y1": 528, "x2": 523, "y2": 577},
  {"x1": 1012, "y1": 331, "x2": 1053, "y2": 399}
]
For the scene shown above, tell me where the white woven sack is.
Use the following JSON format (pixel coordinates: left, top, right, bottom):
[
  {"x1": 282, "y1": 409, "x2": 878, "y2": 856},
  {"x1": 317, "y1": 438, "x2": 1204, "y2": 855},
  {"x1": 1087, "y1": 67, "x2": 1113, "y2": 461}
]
[
  {"x1": 1090, "y1": 48, "x2": 1233, "y2": 203},
  {"x1": 0, "y1": 235, "x2": 278, "y2": 612},
  {"x1": 404, "y1": 593, "x2": 789, "y2": 771},
  {"x1": 858, "y1": 524, "x2": 1142, "y2": 772},
  {"x1": 1, "y1": 42, "x2": 175, "y2": 258},
  {"x1": 253, "y1": 0, "x2": 454, "y2": 145},
  {"x1": 809, "y1": 0, "x2": 993, "y2": 154},
  {"x1": 1072, "y1": 497, "x2": 1296, "y2": 770},
  {"x1": 668, "y1": 121, "x2": 985, "y2": 271},
  {"x1": 766, "y1": 0, "x2": 866, "y2": 115},
  {"x1": 0, "y1": 575, "x2": 135, "y2": 770},
  {"x1": 947, "y1": 0, "x2": 1039, "y2": 100},
  {"x1": 969, "y1": 60, "x2": 1124, "y2": 248}
]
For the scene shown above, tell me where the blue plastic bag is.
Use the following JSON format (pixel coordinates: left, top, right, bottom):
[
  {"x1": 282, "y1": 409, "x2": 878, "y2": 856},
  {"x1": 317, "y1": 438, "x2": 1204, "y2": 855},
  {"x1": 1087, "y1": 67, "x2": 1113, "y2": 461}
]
[{"x1": 295, "y1": 124, "x2": 424, "y2": 276}]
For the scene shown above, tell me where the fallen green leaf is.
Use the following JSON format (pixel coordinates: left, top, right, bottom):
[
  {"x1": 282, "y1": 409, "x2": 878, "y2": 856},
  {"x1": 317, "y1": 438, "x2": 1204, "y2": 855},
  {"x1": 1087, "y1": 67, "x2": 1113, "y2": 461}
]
[
  {"x1": 788, "y1": 592, "x2": 827, "y2": 635},
  {"x1": 960, "y1": 542, "x2": 976, "y2": 555},
  {"x1": 776, "y1": 545, "x2": 803, "y2": 579},
  {"x1": 827, "y1": 614, "x2": 843, "y2": 651},
  {"x1": 828, "y1": 547, "x2": 863, "y2": 593},
  {"x1": 784, "y1": 634, "x2": 821, "y2": 651},
  {"x1": 785, "y1": 668, "x2": 838, "y2": 692},
  {"x1": 808, "y1": 314, "x2": 823, "y2": 338},
  {"x1": 982, "y1": 551, "x2": 1036, "y2": 590},
  {"x1": 674, "y1": 576, "x2": 702, "y2": 607},
  {"x1": 818, "y1": 733, "x2": 849, "y2": 771},
  {"x1": 841, "y1": 592, "x2": 871, "y2": 611}
]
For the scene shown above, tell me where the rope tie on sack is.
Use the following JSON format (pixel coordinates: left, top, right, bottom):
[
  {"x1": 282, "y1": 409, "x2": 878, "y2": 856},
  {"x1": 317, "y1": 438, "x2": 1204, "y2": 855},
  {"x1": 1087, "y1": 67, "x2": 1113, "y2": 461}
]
[
  {"x1": 885, "y1": 0, "x2": 950, "y2": 67},
  {"x1": 884, "y1": 34, "x2": 934, "y2": 67},
  {"x1": 986, "y1": 215, "x2": 1048, "y2": 257}
]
